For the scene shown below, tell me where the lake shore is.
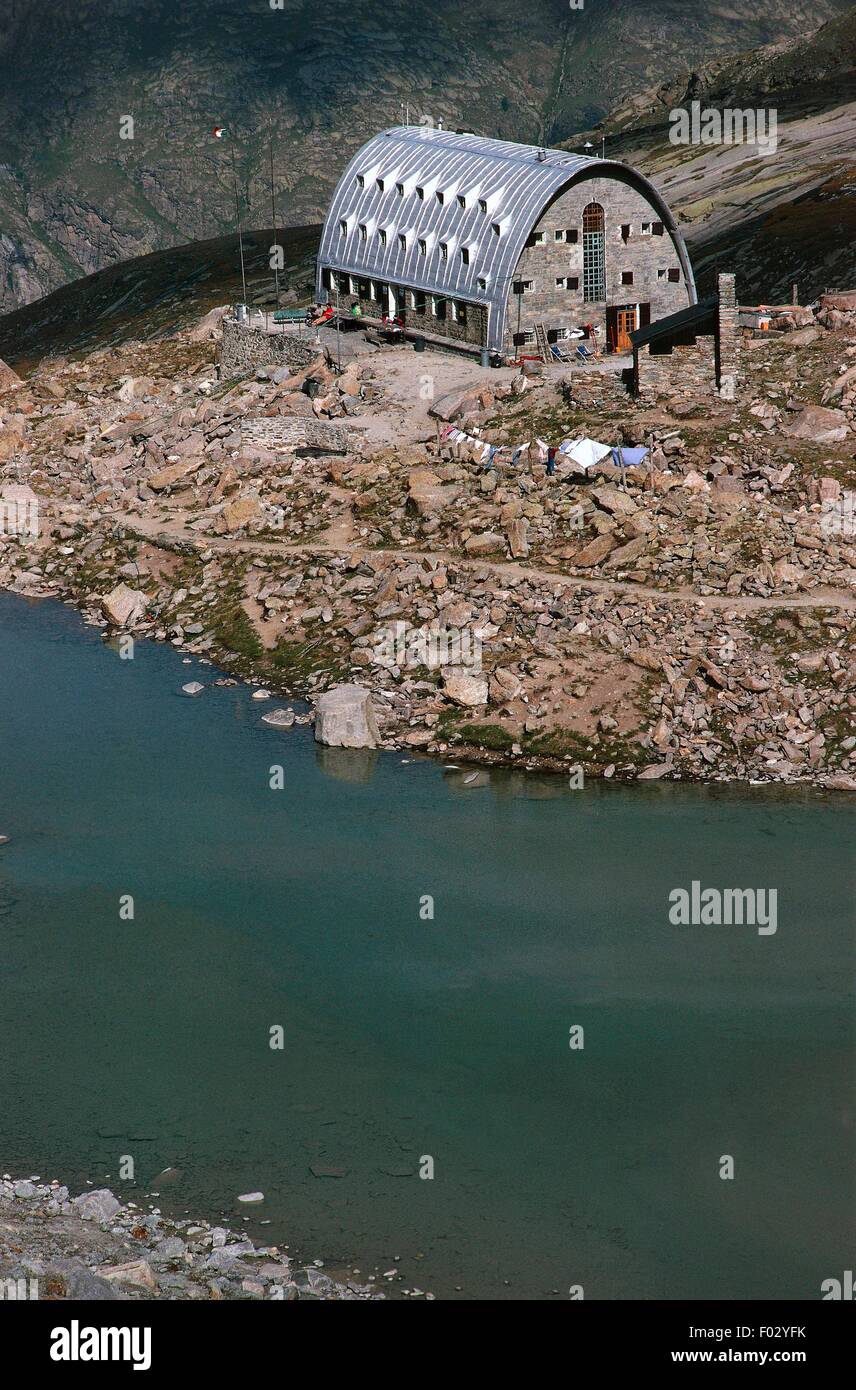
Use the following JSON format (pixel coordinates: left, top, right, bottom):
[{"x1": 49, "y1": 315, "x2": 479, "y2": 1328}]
[{"x1": 0, "y1": 1174, "x2": 389, "y2": 1301}]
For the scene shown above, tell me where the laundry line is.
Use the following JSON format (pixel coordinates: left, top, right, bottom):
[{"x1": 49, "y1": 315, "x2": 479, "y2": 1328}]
[{"x1": 439, "y1": 423, "x2": 648, "y2": 474}]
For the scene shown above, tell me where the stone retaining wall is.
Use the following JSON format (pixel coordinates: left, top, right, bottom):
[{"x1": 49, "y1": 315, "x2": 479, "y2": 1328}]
[{"x1": 219, "y1": 318, "x2": 324, "y2": 379}]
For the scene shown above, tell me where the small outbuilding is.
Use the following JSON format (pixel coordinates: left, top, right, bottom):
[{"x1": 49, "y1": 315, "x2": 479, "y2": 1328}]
[{"x1": 630, "y1": 272, "x2": 740, "y2": 400}]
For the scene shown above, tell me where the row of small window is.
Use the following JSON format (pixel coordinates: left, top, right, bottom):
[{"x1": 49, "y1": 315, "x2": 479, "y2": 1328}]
[
  {"x1": 524, "y1": 222, "x2": 665, "y2": 248},
  {"x1": 341, "y1": 220, "x2": 497, "y2": 251},
  {"x1": 324, "y1": 272, "x2": 471, "y2": 323},
  {"x1": 514, "y1": 268, "x2": 680, "y2": 293},
  {"x1": 355, "y1": 172, "x2": 494, "y2": 216},
  {"x1": 513, "y1": 328, "x2": 574, "y2": 346},
  {"x1": 340, "y1": 223, "x2": 478, "y2": 261}
]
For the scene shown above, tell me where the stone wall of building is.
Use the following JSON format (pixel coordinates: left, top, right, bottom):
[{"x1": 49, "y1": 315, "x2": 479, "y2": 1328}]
[
  {"x1": 633, "y1": 274, "x2": 741, "y2": 400},
  {"x1": 219, "y1": 318, "x2": 324, "y2": 379},
  {"x1": 634, "y1": 335, "x2": 717, "y2": 400},
  {"x1": 505, "y1": 172, "x2": 691, "y2": 352},
  {"x1": 716, "y1": 272, "x2": 740, "y2": 401}
]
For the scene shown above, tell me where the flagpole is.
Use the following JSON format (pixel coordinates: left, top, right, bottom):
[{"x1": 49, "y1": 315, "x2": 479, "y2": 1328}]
[{"x1": 228, "y1": 137, "x2": 248, "y2": 308}]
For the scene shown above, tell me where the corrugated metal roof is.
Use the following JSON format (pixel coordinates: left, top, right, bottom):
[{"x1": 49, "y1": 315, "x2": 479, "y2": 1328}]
[{"x1": 317, "y1": 127, "x2": 696, "y2": 351}]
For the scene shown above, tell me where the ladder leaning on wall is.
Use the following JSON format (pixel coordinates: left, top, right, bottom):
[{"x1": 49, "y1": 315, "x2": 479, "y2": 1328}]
[{"x1": 534, "y1": 322, "x2": 551, "y2": 363}]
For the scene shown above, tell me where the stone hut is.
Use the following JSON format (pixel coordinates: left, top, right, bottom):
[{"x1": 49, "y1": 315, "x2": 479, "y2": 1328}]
[{"x1": 631, "y1": 273, "x2": 741, "y2": 400}]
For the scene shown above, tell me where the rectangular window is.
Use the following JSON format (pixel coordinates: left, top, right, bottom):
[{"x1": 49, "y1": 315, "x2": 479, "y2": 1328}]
[
  {"x1": 398, "y1": 233, "x2": 407, "y2": 251},
  {"x1": 358, "y1": 224, "x2": 367, "y2": 242},
  {"x1": 436, "y1": 190, "x2": 444, "y2": 205},
  {"x1": 567, "y1": 229, "x2": 578, "y2": 243},
  {"x1": 460, "y1": 247, "x2": 470, "y2": 265},
  {"x1": 492, "y1": 222, "x2": 501, "y2": 237},
  {"x1": 349, "y1": 276, "x2": 358, "y2": 295},
  {"x1": 414, "y1": 291, "x2": 426, "y2": 314},
  {"x1": 431, "y1": 296, "x2": 446, "y2": 321},
  {"x1": 555, "y1": 229, "x2": 564, "y2": 241},
  {"x1": 457, "y1": 301, "x2": 467, "y2": 326},
  {"x1": 479, "y1": 199, "x2": 488, "y2": 214},
  {"x1": 376, "y1": 178, "x2": 385, "y2": 192},
  {"x1": 621, "y1": 270, "x2": 633, "y2": 285},
  {"x1": 440, "y1": 242, "x2": 448, "y2": 260},
  {"x1": 641, "y1": 222, "x2": 651, "y2": 234},
  {"x1": 513, "y1": 279, "x2": 534, "y2": 295},
  {"x1": 652, "y1": 221, "x2": 664, "y2": 236},
  {"x1": 477, "y1": 277, "x2": 487, "y2": 292},
  {"x1": 668, "y1": 268, "x2": 680, "y2": 282},
  {"x1": 418, "y1": 238, "x2": 427, "y2": 256},
  {"x1": 339, "y1": 219, "x2": 347, "y2": 236},
  {"x1": 567, "y1": 275, "x2": 579, "y2": 290},
  {"x1": 457, "y1": 194, "x2": 467, "y2": 209},
  {"x1": 356, "y1": 175, "x2": 365, "y2": 189},
  {"x1": 523, "y1": 330, "x2": 535, "y2": 345},
  {"x1": 378, "y1": 229, "x2": 387, "y2": 247},
  {"x1": 396, "y1": 182, "x2": 405, "y2": 196},
  {"x1": 583, "y1": 226, "x2": 606, "y2": 302},
  {"x1": 621, "y1": 224, "x2": 631, "y2": 242},
  {"x1": 416, "y1": 186, "x2": 424, "y2": 201}
]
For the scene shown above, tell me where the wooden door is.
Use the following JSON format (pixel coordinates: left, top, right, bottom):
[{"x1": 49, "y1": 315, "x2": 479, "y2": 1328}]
[{"x1": 615, "y1": 307, "x2": 636, "y2": 353}]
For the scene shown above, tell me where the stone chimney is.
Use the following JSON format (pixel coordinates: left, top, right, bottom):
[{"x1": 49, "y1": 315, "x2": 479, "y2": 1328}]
[{"x1": 716, "y1": 272, "x2": 739, "y2": 400}]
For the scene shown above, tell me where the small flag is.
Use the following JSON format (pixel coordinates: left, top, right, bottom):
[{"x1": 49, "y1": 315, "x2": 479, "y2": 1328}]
[{"x1": 212, "y1": 126, "x2": 227, "y2": 139}]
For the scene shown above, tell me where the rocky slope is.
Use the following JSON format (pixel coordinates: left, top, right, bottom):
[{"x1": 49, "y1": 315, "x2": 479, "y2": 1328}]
[
  {"x1": 0, "y1": 277, "x2": 854, "y2": 790},
  {"x1": 568, "y1": 7, "x2": 856, "y2": 300},
  {"x1": 1, "y1": 0, "x2": 853, "y2": 312}
]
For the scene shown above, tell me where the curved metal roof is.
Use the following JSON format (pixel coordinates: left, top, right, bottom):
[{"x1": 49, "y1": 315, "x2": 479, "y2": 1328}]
[{"x1": 317, "y1": 127, "x2": 696, "y2": 351}]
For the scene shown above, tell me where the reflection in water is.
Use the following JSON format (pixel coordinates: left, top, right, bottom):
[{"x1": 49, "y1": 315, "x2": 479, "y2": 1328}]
[{"x1": 315, "y1": 744, "x2": 379, "y2": 784}]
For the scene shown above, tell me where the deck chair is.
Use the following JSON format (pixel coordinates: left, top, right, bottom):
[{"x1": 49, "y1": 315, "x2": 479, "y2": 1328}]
[{"x1": 575, "y1": 343, "x2": 595, "y2": 360}]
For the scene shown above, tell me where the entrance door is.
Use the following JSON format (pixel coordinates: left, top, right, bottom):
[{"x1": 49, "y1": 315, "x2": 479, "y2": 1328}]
[
  {"x1": 606, "y1": 305, "x2": 638, "y2": 353},
  {"x1": 615, "y1": 306, "x2": 636, "y2": 353}
]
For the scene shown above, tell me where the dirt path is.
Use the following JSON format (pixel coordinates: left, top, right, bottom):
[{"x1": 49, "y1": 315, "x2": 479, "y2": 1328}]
[{"x1": 95, "y1": 506, "x2": 856, "y2": 614}]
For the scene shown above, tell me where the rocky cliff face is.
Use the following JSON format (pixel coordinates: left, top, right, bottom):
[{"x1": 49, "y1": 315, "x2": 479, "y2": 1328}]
[{"x1": 1, "y1": 0, "x2": 852, "y2": 312}]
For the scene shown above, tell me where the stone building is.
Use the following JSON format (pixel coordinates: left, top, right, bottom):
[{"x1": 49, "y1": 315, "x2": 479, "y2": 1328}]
[
  {"x1": 631, "y1": 273, "x2": 740, "y2": 400},
  {"x1": 316, "y1": 126, "x2": 695, "y2": 356}
]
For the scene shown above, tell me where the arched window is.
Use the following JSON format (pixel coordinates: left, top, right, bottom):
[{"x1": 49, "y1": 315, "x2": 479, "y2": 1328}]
[{"x1": 582, "y1": 202, "x2": 606, "y2": 303}]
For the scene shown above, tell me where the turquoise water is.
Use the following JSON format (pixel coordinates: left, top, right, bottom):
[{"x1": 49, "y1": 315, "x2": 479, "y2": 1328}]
[{"x1": 0, "y1": 591, "x2": 853, "y2": 1299}]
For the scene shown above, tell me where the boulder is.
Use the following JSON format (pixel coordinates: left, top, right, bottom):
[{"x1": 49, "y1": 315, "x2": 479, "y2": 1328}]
[
  {"x1": 314, "y1": 684, "x2": 379, "y2": 748},
  {"x1": 147, "y1": 458, "x2": 204, "y2": 491},
  {"x1": 73, "y1": 1189, "x2": 122, "y2": 1224},
  {"x1": 572, "y1": 533, "x2": 618, "y2": 567},
  {"x1": 506, "y1": 517, "x2": 530, "y2": 559},
  {"x1": 464, "y1": 531, "x2": 505, "y2": 557},
  {"x1": 102, "y1": 584, "x2": 147, "y2": 627},
  {"x1": 442, "y1": 666, "x2": 489, "y2": 707},
  {"x1": 784, "y1": 405, "x2": 849, "y2": 444},
  {"x1": 219, "y1": 495, "x2": 261, "y2": 532}
]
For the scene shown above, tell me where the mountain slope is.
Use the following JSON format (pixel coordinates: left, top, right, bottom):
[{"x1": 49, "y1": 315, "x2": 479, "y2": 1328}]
[
  {"x1": 566, "y1": 7, "x2": 856, "y2": 301},
  {"x1": 1, "y1": 0, "x2": 853, "y2": 312}
]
